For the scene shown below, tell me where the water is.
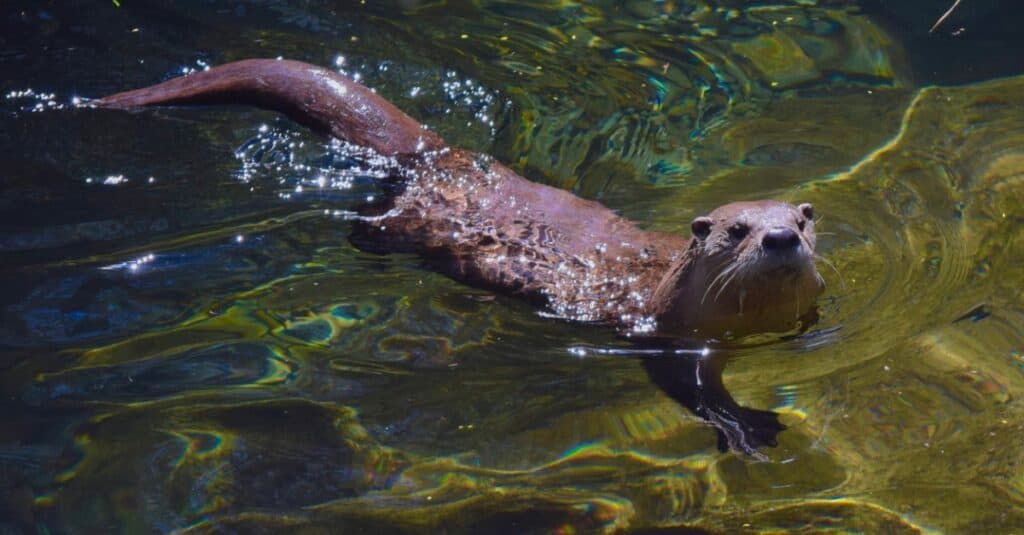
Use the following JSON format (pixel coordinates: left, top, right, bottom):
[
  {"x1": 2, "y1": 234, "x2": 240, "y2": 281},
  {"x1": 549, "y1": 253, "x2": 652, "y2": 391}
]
[{"x1": 2, "y1": 1, "x2": 1023, "y2": 532}]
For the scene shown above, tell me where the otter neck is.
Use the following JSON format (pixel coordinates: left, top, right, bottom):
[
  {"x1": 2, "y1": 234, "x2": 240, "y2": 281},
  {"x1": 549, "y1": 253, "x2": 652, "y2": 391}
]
[{"x1": 648, "y1": 242, "x2": 701, "y2": 331}]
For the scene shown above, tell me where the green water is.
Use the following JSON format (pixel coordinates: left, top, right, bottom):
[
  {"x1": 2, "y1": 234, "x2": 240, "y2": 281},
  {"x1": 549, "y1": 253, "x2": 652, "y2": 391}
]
[{"x1": 1, "y1": 1, "x2": 1022, "y2": 532}]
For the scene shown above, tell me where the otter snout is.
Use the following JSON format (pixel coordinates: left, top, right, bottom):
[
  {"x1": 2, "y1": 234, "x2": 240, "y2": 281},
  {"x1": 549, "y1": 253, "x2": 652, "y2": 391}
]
[{"x1": 762, "y1": 227, "x2": 801, "y2": 252}]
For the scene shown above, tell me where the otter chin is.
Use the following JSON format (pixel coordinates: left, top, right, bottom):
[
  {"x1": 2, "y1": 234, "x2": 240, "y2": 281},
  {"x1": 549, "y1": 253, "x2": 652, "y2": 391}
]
[
  {"x1": 651, "y1": 201, "x2": 824, "y2": 338},
  {"x1": 95, "y1": 59, "x2": 825, "y2": 340}
]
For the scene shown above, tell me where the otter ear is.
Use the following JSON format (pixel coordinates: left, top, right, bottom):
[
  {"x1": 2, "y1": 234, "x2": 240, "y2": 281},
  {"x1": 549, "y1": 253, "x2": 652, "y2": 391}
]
[
  {"x1": 798, "y1": 203, "x2": 814, "y2": 220},
  {"x1": 691, "y1": 216, "x2": 713, "y2": 240}
]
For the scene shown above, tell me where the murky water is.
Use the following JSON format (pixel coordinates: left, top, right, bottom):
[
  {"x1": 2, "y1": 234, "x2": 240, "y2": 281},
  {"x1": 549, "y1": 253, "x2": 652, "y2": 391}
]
[{"x1": 2, "y1": 1, "x2": 1023, "y2": 532}]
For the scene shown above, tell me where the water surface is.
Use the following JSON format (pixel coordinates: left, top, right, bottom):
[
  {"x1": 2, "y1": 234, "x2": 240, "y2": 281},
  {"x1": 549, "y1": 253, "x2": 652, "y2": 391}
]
[{"x1": 2, "y1": 1, "x2": 1023, "y2": 532}]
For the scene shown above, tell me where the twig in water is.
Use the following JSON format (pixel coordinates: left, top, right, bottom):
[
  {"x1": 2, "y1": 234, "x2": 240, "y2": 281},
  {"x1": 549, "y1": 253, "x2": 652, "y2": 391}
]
[{"x1": 930, "y1": 0, "x2": 963, "y2": 33}]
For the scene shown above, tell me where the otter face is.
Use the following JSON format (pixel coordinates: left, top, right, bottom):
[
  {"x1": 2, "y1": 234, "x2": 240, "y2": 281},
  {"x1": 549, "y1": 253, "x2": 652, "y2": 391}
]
[
  {"x1": 692, "y1": 200, "x2": 819, "y2": 283},
  {"x1": 655, "y1": 200, "x2": 824, "y2": 338}
]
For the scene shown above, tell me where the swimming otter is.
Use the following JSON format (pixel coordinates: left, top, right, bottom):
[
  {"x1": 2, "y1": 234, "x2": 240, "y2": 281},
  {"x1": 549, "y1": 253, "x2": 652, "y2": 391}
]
[{"x1": 96, "y1": 59, "x2": 824, "y2": 339}]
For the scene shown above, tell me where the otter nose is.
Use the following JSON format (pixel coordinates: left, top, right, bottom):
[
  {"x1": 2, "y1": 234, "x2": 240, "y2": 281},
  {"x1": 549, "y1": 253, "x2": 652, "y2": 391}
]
[{"x1": 762, "y1": 227, "x2": 801, "y2": 252}]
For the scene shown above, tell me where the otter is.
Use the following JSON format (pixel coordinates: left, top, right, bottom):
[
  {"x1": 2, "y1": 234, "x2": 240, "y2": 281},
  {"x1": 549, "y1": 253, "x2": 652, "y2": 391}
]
[{"x1": 96, "y1": 59, "x2": 824, "y2": 340}]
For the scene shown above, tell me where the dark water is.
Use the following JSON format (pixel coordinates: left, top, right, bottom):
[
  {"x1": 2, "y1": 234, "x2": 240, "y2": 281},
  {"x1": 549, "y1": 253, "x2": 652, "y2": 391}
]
[{"x1": 2, "y1": 1, "x2": 1023, "y2": 532}]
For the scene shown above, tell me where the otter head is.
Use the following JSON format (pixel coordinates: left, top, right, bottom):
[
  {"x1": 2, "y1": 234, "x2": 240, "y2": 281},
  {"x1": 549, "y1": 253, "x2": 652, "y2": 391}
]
[{"x1": 652, "y1": 200, "x2": 824, "y2": 339}]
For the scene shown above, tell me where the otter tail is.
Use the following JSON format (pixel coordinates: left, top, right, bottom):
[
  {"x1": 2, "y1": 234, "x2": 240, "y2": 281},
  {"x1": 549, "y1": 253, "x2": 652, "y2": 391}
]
[{"x1": 96, "y1": 59, "x2": 445, "y2": 156}]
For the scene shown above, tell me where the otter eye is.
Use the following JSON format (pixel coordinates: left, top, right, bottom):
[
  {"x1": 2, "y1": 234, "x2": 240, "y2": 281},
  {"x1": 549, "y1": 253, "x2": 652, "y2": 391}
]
[
  {"x1": 727, "y1": 223, "x2": 749, "y2": 241},
  {"x1": 691, "y1": 216, "x2": 713, "y2": 240}
]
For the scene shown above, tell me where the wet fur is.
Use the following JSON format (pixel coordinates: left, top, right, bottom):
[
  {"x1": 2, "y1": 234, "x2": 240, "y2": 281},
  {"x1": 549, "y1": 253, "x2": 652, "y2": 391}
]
[{"x1": 97, "y1": 59, "x2": 823, "y2": 339}]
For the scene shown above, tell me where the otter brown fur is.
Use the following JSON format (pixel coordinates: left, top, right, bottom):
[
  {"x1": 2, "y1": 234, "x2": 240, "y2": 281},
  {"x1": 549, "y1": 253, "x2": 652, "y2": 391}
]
[{"x1": 97, "y1": 59, "x2": 823, "y2": 339}]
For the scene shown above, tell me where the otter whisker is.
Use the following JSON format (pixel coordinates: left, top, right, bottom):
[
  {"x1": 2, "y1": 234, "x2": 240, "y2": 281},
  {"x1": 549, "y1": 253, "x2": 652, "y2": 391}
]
[
  {"x1": 702, "y1": 263, "x2": 738, "y2": 305},
  {"x1": 714, "y1": 264, "x2": 745, "y2": 303},
  {"x1": 795, "y1": 284, "x2": 802, "y2": 320},
  {"x1": 815, "y1": 254, "x2": 845, "y2": 290},
  {"x1": 701, "y1": 258, "x2": 740, "y2": 304}
]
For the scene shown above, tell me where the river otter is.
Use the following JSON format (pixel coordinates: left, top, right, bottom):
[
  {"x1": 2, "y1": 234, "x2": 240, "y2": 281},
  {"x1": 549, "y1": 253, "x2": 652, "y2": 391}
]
[{"x1": 96, "y1": 59, "x2": 824, "y2": 340}]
